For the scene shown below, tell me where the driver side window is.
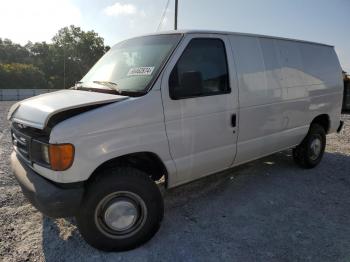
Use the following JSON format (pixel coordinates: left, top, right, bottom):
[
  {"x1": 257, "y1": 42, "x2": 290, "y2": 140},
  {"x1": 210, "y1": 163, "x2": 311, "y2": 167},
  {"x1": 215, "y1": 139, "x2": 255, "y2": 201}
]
[{"x1": 169, "y1": 38, "x2": 230, "y2": 100}]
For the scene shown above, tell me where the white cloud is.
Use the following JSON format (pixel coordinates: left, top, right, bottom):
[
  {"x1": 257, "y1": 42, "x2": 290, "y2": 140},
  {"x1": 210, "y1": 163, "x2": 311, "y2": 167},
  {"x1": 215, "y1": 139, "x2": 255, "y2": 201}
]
[
  {"x1": 104, "y1": 2, "x2": 138, "y2": 16},
  {"x1": 0, "y1": 0, "x2": 81, "y2": 44}
]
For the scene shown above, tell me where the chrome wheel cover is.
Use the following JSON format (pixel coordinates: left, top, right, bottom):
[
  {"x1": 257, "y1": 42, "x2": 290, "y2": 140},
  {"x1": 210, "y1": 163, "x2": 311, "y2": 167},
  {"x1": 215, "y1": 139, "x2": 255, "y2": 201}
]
[
  {"x1": 95, "y1": 191, "x2": 147, "y2": 238},
  {"x1": 309, "y1": 137, "x2": 322, "y2": 161}
]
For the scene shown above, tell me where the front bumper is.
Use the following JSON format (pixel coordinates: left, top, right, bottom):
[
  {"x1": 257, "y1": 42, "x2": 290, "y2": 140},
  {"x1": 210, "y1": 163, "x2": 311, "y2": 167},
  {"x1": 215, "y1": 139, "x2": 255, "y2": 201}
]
[{"x1": 11, "y1": 152, "x2": 84, "y2": 218}]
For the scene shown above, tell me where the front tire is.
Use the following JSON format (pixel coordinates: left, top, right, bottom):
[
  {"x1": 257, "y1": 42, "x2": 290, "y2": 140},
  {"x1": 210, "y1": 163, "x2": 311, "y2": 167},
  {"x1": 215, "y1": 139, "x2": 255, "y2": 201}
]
[
  {"x1": 293, "y1": 123, "x2": 326, "y2": 169},
  {"x1": 76, "y1": 167, "x2": 164, "y2": 251}
]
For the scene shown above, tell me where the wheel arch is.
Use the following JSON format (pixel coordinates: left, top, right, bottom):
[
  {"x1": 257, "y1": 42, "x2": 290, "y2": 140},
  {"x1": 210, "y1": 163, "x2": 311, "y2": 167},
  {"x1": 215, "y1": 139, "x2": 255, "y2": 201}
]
[
  {"x1": 88, "y1": 151, "x2": 169, "y2": 187},
  {"x1": 310, "y1": 114, "x2": 330, "y2": 134}
]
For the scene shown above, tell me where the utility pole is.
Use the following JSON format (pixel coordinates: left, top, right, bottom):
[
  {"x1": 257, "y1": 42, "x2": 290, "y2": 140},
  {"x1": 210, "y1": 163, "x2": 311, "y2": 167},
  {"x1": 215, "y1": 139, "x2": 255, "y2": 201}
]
[
  {"x1": 174, "y1": 0, "x2": 178, "y2": 30},
  {"x1": 63, "y1": 46, "x2": 66, "y2": 89},
  {"x1": 60, "y1": 43, "x2": 67, "y2": 89}
]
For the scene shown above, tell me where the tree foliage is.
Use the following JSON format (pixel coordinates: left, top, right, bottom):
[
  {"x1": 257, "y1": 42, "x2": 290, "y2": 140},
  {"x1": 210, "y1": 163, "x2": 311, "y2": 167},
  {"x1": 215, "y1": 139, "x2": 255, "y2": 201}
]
[
  {"x1": 0, "y1": 63, "x2": 46, "y2": 89},
  {"x1": 0, "y1": 39, "x2": 31, "y2": 64},
  {"x1": 0, "y1": 25, "x2": 109, "y2": 89}
]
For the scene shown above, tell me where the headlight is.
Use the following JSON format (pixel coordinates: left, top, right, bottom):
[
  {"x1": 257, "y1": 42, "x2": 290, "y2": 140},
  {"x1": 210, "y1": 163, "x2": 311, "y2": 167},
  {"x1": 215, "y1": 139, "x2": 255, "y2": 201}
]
[
  {"x1": 31, "y1": 141, "x2": 75, "y2": 171},
  {"x1": 41, "y1": 144, "x2": 50, "y2": 164}
]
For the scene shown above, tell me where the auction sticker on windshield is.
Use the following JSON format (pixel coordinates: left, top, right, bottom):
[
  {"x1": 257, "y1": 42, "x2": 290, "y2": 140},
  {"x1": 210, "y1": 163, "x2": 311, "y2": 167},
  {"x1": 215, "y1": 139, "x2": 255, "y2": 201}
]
[{"x1": 127, "y1": 67, "x2": 155, "y2": 76}]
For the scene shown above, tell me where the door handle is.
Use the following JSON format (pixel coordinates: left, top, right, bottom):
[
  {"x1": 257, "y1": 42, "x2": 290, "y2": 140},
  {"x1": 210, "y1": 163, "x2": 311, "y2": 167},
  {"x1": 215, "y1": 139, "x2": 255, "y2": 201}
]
[{"x1": 231, "y1": 114, "x2": 236, "y2": 127}]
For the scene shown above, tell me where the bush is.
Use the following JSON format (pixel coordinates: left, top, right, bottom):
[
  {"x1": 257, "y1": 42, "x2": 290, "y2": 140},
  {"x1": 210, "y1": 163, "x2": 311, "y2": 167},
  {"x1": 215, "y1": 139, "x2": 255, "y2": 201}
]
[{"x1": 0, "y1": 63, "x2": 47, "y2": 89}]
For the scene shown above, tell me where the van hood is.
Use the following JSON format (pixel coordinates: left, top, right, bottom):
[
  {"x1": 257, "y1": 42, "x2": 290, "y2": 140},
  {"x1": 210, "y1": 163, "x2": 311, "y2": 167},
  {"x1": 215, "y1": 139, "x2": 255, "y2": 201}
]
[{"x1": 7, "y1": 90, "x2": 128, "y2": 130}]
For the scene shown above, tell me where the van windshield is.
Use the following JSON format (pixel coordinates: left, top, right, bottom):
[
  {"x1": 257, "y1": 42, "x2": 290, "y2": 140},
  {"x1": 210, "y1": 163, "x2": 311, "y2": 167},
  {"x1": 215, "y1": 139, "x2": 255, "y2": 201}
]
[{"x1": 80, "y1": 34, "x2": 182, "y2": 95}]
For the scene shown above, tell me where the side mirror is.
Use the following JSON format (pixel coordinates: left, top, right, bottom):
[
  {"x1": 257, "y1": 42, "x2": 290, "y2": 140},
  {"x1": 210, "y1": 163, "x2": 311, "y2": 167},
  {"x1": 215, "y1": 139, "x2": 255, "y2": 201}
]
[
  {"x1": 180, "y1": 71, "x2": 203, "y2": 95},
  {"x1": 170, "y1": 71, "x2": 203, "y2": 99}
]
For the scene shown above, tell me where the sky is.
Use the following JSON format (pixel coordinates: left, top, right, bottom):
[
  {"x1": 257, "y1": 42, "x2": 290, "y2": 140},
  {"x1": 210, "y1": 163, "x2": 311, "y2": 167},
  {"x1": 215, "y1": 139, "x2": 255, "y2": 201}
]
[{"x1": 0, "y1": 0, "x2": 349, "y2": 71}]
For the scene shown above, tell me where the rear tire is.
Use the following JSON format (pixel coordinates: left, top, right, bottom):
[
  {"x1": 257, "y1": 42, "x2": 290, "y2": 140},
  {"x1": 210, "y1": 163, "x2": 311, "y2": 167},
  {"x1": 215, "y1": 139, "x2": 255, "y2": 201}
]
[
  {"x1": 76, "y1": 167, "x2": 163, "y2": 251},
  {"x1": 293, "y1": 123, "x2": 326, "y2": 169}
]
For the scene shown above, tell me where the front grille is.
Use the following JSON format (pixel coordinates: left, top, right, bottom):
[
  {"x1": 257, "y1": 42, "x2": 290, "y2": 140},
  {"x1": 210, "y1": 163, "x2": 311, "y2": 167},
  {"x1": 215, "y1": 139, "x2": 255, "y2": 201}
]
[
  {"x1": 11, "y1": 127, "x2": 31, "y2": 164},
  {"x1": 11, "y1": 122, "x2": 49, "y2": 165}
]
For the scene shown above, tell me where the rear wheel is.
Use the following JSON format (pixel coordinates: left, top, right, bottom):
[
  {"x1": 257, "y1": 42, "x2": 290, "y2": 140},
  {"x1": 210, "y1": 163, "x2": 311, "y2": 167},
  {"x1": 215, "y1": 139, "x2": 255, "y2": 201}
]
[
  {"x1": 293, "y1": 124, "x2": 326, "y2": 168},
  {"x1": 76, "y1": 167, "x2": 163, "y2": 251}
]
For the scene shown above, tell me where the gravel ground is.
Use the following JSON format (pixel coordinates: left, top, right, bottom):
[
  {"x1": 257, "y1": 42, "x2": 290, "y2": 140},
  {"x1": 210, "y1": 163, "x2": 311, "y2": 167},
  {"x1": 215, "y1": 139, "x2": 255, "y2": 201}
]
[{"x1": 1, "y1": 101, "x2": 350, "y2": 262}]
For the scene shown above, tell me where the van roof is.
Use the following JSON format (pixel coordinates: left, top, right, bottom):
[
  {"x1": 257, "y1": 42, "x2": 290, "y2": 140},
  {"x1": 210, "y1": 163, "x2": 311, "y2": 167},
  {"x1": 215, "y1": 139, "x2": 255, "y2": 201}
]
[{"x1": 143, "y1": 30, "x2": 333, "y2": 47}]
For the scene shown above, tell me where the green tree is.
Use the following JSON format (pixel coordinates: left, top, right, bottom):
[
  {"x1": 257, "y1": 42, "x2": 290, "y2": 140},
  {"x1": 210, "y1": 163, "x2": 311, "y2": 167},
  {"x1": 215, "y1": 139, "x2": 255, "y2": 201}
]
[
  {"x1": 25, "y1": 41, "x2": 57, "y2": 88},
  {"x1": 0, "y1": 38, "x2": 31, "y2": 64},
  {"x1": 0, "y1": 25, "x2": 109, "y2": 89},
  {"x1": 51, "y1": 25, "x2": 110, "y2": 88}
]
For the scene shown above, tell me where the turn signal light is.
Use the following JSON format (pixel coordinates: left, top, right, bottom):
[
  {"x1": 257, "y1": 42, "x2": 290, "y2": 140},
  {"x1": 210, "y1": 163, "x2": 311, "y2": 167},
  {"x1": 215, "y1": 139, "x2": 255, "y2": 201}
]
[{"x1": 49, "y1": 144, "x2": 75, "y2": 171}]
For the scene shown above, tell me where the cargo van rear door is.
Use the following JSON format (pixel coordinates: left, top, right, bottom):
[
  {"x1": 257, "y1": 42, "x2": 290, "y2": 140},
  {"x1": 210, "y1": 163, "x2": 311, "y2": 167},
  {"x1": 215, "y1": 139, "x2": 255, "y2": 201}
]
[{"x1": 160, "y1": 34, "x2": 239, "y2": 185}]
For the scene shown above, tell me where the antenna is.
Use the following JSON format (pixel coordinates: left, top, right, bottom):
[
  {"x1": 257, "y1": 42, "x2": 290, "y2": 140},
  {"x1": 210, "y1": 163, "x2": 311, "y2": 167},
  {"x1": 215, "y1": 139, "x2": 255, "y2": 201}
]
[{"x1": 174, "y1": 0, "x2": 178, "y2": 30}]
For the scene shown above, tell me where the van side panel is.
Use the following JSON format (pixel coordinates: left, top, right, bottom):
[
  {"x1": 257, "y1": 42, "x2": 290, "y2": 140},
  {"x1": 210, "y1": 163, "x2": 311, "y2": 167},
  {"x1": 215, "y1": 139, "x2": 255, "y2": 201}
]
[
  {"x1": 229, "y1": 35, "x2": 289, "y2": 164},
  {"x1": 276, "y1": 40, "x2": 343, "y2": 133},
  {"x1": 298, "y1": 43, "x2": 343, "y2": 132},
  {"x1": 229, "y1": 35, "x2": 343, "y2": 165}
]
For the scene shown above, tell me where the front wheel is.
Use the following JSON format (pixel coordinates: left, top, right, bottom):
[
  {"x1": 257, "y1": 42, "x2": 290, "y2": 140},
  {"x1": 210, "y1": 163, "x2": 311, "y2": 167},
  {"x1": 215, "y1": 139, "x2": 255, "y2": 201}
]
[
  {"x1": 76, "y1": 167, "x2": 164, "y2": 251},
  {"x1": 293, "y1": 123, "x2": 326, "y2": 169}
]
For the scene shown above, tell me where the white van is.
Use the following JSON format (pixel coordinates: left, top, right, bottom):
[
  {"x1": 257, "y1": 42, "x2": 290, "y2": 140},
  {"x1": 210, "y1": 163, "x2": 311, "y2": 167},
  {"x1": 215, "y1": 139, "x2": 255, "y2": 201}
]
[{"x1": 8, "y1": 30, "x2": 344, "y2": 251}]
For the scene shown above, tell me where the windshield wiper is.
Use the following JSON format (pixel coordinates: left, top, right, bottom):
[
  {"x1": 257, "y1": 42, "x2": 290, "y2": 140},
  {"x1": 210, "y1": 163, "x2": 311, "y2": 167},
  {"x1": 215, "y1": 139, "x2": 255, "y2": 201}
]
[
  {"x1": 93, "y1": 80, "x2": 118, "y2": 86},
  {"x1": 71, "y1": 81, "x2": 121, "y2": 95},
  {"x1": 93, "y1": 81, "x2": 147, "y2": 97},
  {"x1": 75, "y1": 80, "x2": 145, "y2": 97},
  {"x1": 119, "y1": 90, "x2": 146, "y2": 96},
  {"x1": 93, "y1": 81, "x2": 119, "y2": 90},
  {"x1": 92, "y1": 80, "x2": 127, "y2": 95}
]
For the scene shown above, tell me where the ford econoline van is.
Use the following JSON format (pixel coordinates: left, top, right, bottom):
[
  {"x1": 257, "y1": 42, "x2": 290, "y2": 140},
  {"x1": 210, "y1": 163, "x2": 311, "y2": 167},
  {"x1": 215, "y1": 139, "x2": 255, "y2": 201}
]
[{"x1": 8, "y1": 30, "x2": 344, "y2": 251}]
